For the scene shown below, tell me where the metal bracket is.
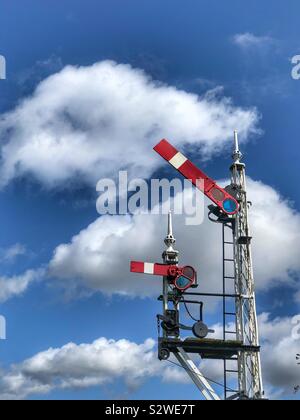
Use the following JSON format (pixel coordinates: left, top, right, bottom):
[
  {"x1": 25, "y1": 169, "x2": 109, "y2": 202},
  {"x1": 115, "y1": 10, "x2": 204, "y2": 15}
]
[{"x1": 174, "y1": 348, "x2": 221, "y2": 401}]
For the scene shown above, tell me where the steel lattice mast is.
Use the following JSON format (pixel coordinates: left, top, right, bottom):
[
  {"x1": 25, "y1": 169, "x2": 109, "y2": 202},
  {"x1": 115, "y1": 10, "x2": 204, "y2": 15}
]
[{"x1": 230, "y1": 131, "x2": 264, "y2": 399}]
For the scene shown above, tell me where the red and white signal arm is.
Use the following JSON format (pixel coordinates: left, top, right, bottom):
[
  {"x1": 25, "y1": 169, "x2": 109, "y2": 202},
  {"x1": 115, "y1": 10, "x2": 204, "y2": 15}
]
[
  {"x1": 130, "y1": 261, "x2": 197, "y2": 291},
  {"x1": 154, "y1": 139, "x2": 239, "y2": 215}
]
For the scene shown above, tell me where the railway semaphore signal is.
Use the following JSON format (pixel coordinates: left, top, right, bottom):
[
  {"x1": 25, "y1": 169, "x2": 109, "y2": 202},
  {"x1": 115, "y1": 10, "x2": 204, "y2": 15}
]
[
  {"x1": 130, "y1": 261, "x2": 197, "y2": 292},
  {"x1": 130, "y1": 132, "x2": 264, "y2": 400}
]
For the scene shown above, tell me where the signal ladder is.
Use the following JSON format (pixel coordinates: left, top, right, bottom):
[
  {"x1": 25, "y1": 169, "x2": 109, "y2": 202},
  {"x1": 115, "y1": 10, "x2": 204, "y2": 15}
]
[{"x1": 222, "y1": 221, "x2": 240, "y2": 400}]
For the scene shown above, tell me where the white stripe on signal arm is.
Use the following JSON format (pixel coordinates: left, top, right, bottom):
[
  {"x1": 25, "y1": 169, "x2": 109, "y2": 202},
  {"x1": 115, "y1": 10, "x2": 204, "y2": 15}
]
[
  {"x1": 144, "y1": 263, "x2": 155, "y2": 274},
  {"x1": 169, "y1": 152, "x2": 187, "y2": 169}
]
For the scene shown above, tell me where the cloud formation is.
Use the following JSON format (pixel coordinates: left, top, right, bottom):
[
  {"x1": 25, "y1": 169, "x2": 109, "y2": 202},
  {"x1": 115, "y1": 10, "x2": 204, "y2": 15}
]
[
  {"x1": 258, "y1": 313, "x2": 300, "y2": 398},
  {"x1": 0, "y1": 60, "x2": 259, "y2": 189},
  {"x1": 49, "y1": 178, "x2": 300, "y2": 298},
  {"x1": 0, "y1": 337, "x2": 162, "y2": 400},
  {"x1": 232, "y1": 33, "x2": 275, "y2": 49},
  {"x1": 0, "y1": 312, "x2": 298, "y2": 399},
  {"x1": 0, "y1": 243, "x2": 27, "y2": 263},
  {"x1": 0, "y1": 268, "x2": 45, "y2": 303}
]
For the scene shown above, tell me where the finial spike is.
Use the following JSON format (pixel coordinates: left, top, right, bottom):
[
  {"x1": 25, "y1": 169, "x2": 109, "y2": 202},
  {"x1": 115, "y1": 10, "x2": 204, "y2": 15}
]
[
  {"x1": 233, "y1": 130, "x2": 243, "y2": 163},
  {"x1": 168, "y1": 211, "x2": 173, "y2": 238},
  {"x1": 163, "y1": 211, "x2": 179, "y2": 263},
  {"x1": 234, "y1": 130, "x2": 239, "y2": 153}
]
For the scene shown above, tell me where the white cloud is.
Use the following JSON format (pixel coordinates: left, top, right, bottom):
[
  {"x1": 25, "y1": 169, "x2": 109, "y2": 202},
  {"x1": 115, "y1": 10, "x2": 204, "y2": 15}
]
[
  {"x1": 249, "y1": 180, "x2": 300, "y2": 289},
  {"x1": 0, "y1": 268, "x2": 45, "y2": 303},
  {"x1": 0, "y1": 243, "x2": 27, "y2": 262},
  {"x1": 48, "y1": 178, "x2": 300, "y2": 298},
  {"x1": 258, "y1": 313, "x2": 300, "y2": 398},
  {"x1": 0, "y1": 60, "x2": 259, "y2": 189},
  {"x1": 233, "y1": 33, "x2": 275, "y2": 49},
  {"x1": 0, "y1": 337, "x2": 163, "y2": 400},
  {"x1": 0, "y1": 312, "x2": 298, "y2": 399}
]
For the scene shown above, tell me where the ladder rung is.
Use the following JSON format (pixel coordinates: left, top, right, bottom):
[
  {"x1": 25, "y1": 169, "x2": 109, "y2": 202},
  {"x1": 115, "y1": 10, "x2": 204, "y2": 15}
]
[
  {"x1": 224, "y1": 259, "x2": 234, "y2": 262},
  {"x1": 225, "y1": 331, "x2": 237, "y2": 335},
  {"x1": 225, "y1": 370, "x2": 239, "y2": 373},
  {"x1": 224, "y1": 241, "x2": 234, "y2": 245},
  {"x1": 224, "y1": 276, "x2": 235, "y2": 279},
  {"x1": 225, "y1": 312, "x2": 236, "y2": 316}
]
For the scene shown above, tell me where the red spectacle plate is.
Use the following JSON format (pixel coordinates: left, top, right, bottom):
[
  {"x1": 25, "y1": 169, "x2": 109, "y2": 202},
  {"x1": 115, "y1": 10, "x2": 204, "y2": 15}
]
[
  {"x1": 154, "y1": 139, "x2": 239, "y2": 215},
  {"x1": 171, "y1": 266, "x2": 197, "y2": 291}
]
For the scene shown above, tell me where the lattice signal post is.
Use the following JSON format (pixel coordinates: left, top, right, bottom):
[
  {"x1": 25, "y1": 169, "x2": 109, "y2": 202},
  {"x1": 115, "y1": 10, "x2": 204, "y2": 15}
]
[
  {"x1": 130, "y1": 132, "x2": 264, "y2": 400},
  {"x1": 227, "y1": 131, "x2": 263, "y2": 399}
]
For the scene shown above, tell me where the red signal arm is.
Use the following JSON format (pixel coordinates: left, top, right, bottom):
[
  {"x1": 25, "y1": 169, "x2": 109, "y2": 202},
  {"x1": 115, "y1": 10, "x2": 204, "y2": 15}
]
[{"x1": 153, "y1": 139, "x2": 239, "y2": 215}]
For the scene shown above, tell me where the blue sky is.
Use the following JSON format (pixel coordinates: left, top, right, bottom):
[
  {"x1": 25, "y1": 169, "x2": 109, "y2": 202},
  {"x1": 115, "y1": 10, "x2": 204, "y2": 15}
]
[{"x1": 0, "y1": 0, "x2": 299, "y2": 400}]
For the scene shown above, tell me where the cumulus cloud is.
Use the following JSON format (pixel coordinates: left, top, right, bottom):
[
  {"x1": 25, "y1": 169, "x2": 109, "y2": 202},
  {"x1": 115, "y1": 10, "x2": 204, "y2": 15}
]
[
  {"x1": 1, "y1": 312, "x2": 299, "y2": 399},
  {"x1": 232, "y1": 33, "x2": 275, "y2": 49},
  {"x1": 249, "y1": 180, "x2": 300, "y2": 289},
  {"x1": 258, "y1": 313, "x2": 300, "y2": 398},
  {"x1": 0, "y1": 60, "x2": 259, "y2": 189},
  {"x1": 0, "y1": 268, "x2": 45, "y2": 303},
  {"x1": 0, "y1": 337, "x2": 163, "y2": 400},
  {"x1": 48, "y1": 178, "x2": 300, "y2": 298}
]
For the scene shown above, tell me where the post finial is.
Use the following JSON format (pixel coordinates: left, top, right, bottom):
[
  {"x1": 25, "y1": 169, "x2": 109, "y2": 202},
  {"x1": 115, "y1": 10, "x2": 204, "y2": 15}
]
[
  {"x1": 163, "y1": 211, "x2": 179, "y2": 264},
  {"x1": 233, "y1": 130, "x2": 243, "y2": 163}
]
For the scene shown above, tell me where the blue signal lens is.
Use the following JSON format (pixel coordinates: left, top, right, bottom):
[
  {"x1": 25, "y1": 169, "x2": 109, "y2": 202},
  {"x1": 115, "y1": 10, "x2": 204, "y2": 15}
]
[
  {"x1": 175, "y1": 276, "x2": 191, "y2": 290},
  {"x1": 223, "y1": 198, "x2": 238, "y2": 213}
]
